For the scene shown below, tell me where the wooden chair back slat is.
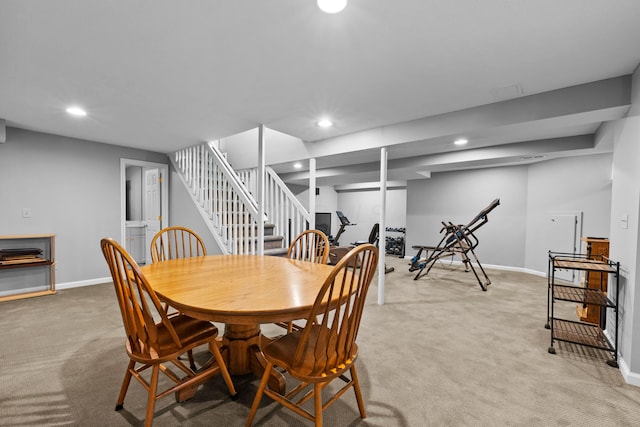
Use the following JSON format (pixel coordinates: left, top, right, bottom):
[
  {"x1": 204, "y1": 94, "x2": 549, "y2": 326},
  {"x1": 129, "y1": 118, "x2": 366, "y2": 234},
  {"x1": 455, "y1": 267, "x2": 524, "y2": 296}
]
[
  {"x1": 287, "y1": 229, "x2": 330, "y2": 264},
  {"x1": 150, "y1": 226, "x2": 206, "y2": 263},
  {"x1": 101, "y1": 238, "x2": 181, "y2": 358},
  {"x1": 293, "y1": 243, "x2": 378, "y2": 376}
]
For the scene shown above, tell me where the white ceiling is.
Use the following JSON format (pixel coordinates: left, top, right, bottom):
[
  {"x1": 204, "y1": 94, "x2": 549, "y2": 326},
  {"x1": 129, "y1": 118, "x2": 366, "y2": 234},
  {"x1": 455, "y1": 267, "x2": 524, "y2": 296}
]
[{"x1": 1, "y1": 0, "x2": 640, "y2": 186}]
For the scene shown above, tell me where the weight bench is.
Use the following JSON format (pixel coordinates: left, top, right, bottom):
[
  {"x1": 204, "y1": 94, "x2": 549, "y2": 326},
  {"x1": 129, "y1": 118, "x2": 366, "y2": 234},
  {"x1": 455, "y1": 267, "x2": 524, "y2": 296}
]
[{"x1": 409, "y1": 198, "x2": 500, "y2": 291}]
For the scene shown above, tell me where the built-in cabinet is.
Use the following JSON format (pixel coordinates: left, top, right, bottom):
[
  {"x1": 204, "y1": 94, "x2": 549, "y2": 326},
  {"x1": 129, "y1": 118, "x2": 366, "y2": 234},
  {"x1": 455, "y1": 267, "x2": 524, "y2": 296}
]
[
  {"x1": 0, "y1": 234, "x2": 56, "y2": 302},
  {"x1": 546, "y1": 249, "x2": 619, "y2": 367}
]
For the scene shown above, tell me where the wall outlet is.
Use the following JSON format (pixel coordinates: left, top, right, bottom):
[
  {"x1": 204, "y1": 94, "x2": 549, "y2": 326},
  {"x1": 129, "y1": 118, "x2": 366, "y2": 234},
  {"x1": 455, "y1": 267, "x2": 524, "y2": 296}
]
[{"x1": 22, "y1": 208, "x2": 32, "y2": 218}]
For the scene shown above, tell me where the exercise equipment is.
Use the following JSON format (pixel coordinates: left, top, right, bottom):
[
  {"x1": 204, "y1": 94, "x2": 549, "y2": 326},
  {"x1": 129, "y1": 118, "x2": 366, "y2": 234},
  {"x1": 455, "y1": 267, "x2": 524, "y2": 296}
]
[
  {"x1": 409, "y1": 198, "x2": 500, "y2": 291},
  {"x1": 331, "y1": 220, "x2": 394, "y2": 273},
  {"x1": 332, "y1": 210, "x2": 355, "y2": 246}
]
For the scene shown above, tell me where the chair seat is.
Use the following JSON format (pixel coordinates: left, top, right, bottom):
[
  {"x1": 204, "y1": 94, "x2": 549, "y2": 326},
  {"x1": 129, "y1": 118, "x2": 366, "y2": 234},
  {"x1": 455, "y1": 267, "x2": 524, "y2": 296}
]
[
  {"x1": 246, "y1": 244, "x2": 378, "y2": 427},
  {"x1": 264, "y1": 326, "x2": 359, "y2": 379},
  {"x1": 101, "y1": 237, "x2": 236, "y2": 427},
  {"x1": 129, "y1": 315, "x2": 218, "y2": 362}
]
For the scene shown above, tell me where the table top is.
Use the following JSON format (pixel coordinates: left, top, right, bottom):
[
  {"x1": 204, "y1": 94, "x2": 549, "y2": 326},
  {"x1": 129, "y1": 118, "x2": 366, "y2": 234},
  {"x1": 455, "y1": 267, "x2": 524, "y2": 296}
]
[{"x1": 141, "y1": 255, "x2": 336, "y2": 325}]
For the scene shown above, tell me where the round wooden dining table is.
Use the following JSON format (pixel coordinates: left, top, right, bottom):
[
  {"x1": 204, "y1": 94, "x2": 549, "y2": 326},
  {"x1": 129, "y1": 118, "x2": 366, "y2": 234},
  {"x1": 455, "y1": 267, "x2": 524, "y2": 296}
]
[{"x1": 140, "y1": 254, "x2": 335, "y2": 394}]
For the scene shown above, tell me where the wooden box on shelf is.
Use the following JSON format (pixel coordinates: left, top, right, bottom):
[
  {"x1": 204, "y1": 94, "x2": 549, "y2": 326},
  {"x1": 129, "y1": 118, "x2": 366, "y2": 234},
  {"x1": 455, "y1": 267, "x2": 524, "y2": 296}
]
[
  {"x1": 0, "y1": 234, "x2": 56, "y2": 302},
  {"x1": 576, "y1": 237, "x2": 609, "y2": 325}
]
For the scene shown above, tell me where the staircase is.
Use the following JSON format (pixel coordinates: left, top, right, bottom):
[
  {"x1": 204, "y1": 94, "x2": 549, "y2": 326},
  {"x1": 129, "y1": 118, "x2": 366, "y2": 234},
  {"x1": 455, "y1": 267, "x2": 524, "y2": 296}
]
[
  {"x1": 263, "y1": 223, "x2": 288, "y2": 257},
  {"x1": 171, "y1": 142, "x2": 310, "y2": 256}
]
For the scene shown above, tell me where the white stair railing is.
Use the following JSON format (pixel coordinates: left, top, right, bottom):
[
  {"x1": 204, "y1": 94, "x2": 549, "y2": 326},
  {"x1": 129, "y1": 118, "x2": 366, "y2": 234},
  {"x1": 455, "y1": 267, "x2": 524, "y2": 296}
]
[
  {"x1": 237, "y1": 166, "x2": 311, "y2": 248},
  {"x1": 171, "y1": 143, "x2": 262, "y2": 255}
]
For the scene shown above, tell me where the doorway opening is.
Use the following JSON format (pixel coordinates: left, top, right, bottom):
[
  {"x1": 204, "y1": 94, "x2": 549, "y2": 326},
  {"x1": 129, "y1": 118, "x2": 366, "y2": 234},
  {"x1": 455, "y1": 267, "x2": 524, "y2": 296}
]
[{"x1": 120, "y1": 159, "x2": 170, "y2": 264}]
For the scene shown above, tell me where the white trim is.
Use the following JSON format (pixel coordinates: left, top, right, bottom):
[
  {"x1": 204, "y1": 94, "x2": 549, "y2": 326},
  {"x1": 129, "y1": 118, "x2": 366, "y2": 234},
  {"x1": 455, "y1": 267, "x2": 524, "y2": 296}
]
[
  {"x1": 378, "y1": 147, "x2": 387, "y2": 305},
  {"x1": 619, "y1": 357, "x2": 640, "y2": 387},
  {"x1": 56, "y1": 277, "x2": 111, "y2": 290},
  {"x1": 120, "y1": 158, "x2": 170, "y2": 245},
  {"x1": 309, "y1": 158, "x2": 316, "y2": 230},
  {"x1": 401, "y1": 256, "x2": 547, "y2": 277}
]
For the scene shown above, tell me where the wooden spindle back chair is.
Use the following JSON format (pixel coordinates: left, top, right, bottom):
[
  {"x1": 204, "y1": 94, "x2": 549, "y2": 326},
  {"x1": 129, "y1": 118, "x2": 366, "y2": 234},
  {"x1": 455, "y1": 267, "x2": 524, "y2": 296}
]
[
  {"x1": 100, "y1": 238, "x2": 236, "y2": 427},
  {"x1": 247, "y1": 243, "x2": 379, "y2": 427},
  {"x1": 150, "y1": 226, "x2": 206, "y2": 263},
  {"x1": 276, "y1": 229, "x2": 331, "y2": 332},
  {"x1": 287, "y1": 229, "x2": 330, "y2": 264}
]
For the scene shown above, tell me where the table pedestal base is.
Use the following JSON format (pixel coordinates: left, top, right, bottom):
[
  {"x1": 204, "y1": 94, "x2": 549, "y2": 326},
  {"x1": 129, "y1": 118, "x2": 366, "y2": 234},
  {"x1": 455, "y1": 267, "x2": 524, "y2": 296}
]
[{"x1": 217, "y1": 323, "x2": 286, "y2": 394}]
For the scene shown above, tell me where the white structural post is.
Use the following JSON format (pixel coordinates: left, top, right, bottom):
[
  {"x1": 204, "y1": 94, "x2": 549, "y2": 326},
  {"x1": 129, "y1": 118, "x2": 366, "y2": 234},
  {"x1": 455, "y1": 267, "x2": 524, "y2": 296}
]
[
  {"x1": 257, "y1": 125, "x2": 266, "y2": 255},
  {"x1": 378, "y1": 147, "x2": 387, "y2": 305},
  {"x1": 309, "y1": 158, "x2": 316, "y2": 230}
]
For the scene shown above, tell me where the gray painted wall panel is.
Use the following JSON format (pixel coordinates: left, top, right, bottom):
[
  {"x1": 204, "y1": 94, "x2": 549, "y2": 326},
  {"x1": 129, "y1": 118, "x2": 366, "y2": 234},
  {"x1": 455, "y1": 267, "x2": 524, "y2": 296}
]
[
  {"x1": 0, "y1": 128, "x2": 167, "y2": 284},
  {"x1": 406, "y1": 166, "x2": 527, "y2": 269}
]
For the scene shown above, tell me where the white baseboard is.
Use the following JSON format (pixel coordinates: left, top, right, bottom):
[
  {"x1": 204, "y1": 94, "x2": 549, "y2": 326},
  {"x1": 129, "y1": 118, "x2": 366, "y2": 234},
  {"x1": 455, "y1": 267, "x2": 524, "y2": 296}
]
[
  {"x1": 401, "y1": 256, "x2": 547, "y2": 277},
  {"x1": 618, "y1": 358, "x2": 640, "y2": 386},
  {"x1": 56, "y1": 277, "x2": 111, "y2": 290}
]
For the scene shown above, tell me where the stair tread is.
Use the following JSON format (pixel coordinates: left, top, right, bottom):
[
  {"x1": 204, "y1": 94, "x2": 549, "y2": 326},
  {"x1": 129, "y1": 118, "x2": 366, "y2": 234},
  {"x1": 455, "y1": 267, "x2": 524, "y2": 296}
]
[{"x1": 264, "y1": 247, "x2": 288, "y2": 257}]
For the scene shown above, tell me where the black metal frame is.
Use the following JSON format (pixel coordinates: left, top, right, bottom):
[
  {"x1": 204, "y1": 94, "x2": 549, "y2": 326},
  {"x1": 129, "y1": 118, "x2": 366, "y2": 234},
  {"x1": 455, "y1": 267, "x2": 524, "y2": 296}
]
[
  {"x1": 409, "y1": 198, "x2": 500, "y2": 291},
  {"x1": 545, "y1": 251, "x2": 619, "y2": 367}
]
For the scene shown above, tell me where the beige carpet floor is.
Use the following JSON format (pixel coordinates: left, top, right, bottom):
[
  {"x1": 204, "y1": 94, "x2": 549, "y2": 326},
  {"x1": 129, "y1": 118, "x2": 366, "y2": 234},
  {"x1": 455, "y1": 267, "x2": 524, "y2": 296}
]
[{"x1": 2, "y1": 256, "x2": 640, "y2": 426}]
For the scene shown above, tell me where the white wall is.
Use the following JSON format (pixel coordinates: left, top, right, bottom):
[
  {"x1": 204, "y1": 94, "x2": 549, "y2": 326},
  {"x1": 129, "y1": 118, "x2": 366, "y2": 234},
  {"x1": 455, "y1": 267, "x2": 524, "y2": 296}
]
[
  {"x1": 295, "y1": 185, "x2": 339, "y2": 237},
  {"x1": 336, "y1": 188, "x2": 407, "y2": 246},
  {"x1": 608, "y1": 65, "x2": 640, "y2": 383},
  {"x1": 220, "y1": 127, "x2": 310, "y2": 171},
  {"x1": 0, "y1": 128, "x2": 168, "y2": 285}
]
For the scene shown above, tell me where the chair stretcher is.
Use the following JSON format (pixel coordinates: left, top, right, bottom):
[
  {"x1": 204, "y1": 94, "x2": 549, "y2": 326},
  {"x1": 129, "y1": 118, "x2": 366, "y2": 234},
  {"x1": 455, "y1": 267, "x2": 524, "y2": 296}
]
[{"x1": 409, "y1": 198, "x2": 500, "y2": 291}]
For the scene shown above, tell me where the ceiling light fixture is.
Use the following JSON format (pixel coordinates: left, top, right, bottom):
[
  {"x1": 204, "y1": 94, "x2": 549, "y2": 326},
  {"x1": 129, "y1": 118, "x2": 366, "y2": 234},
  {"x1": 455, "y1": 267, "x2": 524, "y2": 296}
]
[
  {"x1": 66, "y1": 106, "x2": 87, "y2": 117},
  {"x1": 293, "y1": 162, "x2": 302, "y2": 169},
  {"x1": 317, "y1": 0, "x2": 347, "y2": 14},
  {"x1": 454, "y1": 138, "x2": 468, "y2": 146},
  {"x1": 317, "y1": 119, "x2": 333, "y2": 128}
]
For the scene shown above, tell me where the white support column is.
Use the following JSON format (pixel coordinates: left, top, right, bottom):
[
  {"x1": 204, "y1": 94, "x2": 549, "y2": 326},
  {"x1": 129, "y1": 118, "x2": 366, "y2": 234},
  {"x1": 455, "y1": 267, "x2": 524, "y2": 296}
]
[
  {"x1": 378, "y1": 147, "x2": 387, "y2": 305},
  {"x1": 309, "y1": 158, "x2": 316, "y2": 230},
  {"x1": 0, "y1": 118, "x2": 6, "y2": 143},
  {"x1": 257, "y1": 125, "x2": 266, "y2": 255}
]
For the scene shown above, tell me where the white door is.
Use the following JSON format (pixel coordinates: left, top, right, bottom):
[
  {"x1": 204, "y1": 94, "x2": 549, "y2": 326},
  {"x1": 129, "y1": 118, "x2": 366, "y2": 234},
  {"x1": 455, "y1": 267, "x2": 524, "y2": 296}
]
[
  {"x1": 549, "y1": 214, "x2": 579, "y2": 282},
  {"x1": 143, "y1": 168, "x2": 162, "y2": 264}
]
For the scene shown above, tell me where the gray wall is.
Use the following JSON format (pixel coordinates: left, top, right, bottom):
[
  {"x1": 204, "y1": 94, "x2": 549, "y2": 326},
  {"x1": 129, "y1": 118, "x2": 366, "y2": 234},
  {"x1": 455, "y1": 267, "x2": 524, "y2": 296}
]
[
  {"x1": 404, "y1": 156, "x2": 613, "y2": 273},
  {"x1": 0, "y1": 127, "x2": 168, "y2": 284},
  {"x1": 169, "y1": 165, "x2": 223, "y2": 255},
  {"x1": 406, "y1": 166, "x2": 527, "y2": 269},
  {"x1": 525, "y1": 153, "x2": 613, "y2": 274}
]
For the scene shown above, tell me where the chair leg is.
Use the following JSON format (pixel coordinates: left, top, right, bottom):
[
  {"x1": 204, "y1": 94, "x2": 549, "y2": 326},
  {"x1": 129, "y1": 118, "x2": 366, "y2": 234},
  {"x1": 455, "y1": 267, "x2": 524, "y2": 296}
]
[
  {"x1": 350, "y1": 365, "x2": 367, "y2": 418},
  {"x1": 314, "y1": 383, "x2": 323, "y2": 427},
  {"x1": 246, "y1": 361, "x2": 273, "y2": 427},
  {"x1": 144, "y1": 364, "x2": 160, "y2": 427},
  {"x1": 187, "y1": 349, "x2": 196, "y2": 371},
  {"x1": 115, "y1": 359, "x2": 136, "y2": 410},
  {"x1": 209, "y1": 340, "x2": 237, "y2": 399}
]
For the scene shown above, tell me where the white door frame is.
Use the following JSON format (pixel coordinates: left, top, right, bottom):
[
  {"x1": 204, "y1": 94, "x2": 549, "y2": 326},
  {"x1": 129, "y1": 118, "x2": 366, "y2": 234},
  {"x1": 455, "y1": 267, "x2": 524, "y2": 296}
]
[{"x1": 120, "y1": 159, "x2": 170, "y2": 253}]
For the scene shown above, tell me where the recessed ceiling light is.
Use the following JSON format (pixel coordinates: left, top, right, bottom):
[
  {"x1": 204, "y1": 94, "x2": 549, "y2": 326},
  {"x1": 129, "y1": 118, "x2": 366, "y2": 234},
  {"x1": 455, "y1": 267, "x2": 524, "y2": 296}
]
[
  {"x1": 317, "y1": 119, "x2": 333, "y2": 128},
  {"x1": 317, "y1": 0, "x2": 347, "y2": 14},
  {"x1": 66, "y1": 106, "x2": 87, "y2": 117},
  {"x1": 293, "y1": 162, "x2": 302, "y2": 169},
  {"x1": 454, "y1": 138, "x2": 468, "y2": 146}
]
